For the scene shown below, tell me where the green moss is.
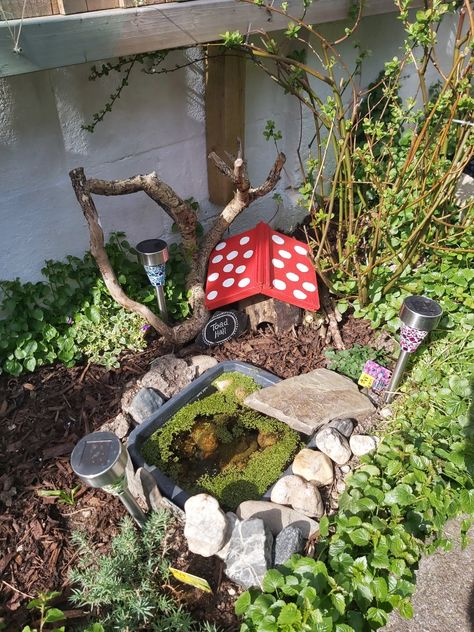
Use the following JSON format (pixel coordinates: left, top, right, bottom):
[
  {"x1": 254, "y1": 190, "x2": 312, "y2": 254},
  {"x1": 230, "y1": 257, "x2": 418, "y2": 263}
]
[{"x1": 141, "y1": 372, "x2": 302, "y2": 511}]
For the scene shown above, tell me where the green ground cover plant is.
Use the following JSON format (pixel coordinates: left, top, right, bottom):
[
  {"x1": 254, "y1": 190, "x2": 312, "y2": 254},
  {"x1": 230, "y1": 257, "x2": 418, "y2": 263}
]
[
  {"x1": 69, "y1": 511, "x2": 219, "y2": 632},
  {"x1": 141, "y1": 372, "x2": 301, "y2": 510},
  {"x1": 324, "y1": 346, "x2": 389, "y2": 382},
  {"x1": 0, "y1": 233, "x2": 190, "y2": 375}
]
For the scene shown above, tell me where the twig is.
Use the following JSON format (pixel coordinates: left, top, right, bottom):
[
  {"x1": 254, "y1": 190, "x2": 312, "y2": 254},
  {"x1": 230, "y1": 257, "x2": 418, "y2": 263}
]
[{"x1": 2, "y1": 580, "x2": 33, "y2": 600}]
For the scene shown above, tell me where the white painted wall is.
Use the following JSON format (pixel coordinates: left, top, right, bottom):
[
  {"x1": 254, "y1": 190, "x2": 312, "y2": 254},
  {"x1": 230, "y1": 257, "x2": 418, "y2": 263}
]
[{"x1": 0, "y1": 11, "x2": 456, "y2": 282}]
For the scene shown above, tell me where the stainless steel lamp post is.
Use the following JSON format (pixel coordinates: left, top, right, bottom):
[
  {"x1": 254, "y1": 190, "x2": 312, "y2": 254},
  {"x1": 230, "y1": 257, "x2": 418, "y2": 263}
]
[
  {"x1": 71, "y1": 431, "x2": 146, "y2": 528},
  {"x1": 136, "y1": 239, "x2": 169, "y2": 320},
  {"x1": 384, "y1": 295, "x2": 442, "y2": 403}
]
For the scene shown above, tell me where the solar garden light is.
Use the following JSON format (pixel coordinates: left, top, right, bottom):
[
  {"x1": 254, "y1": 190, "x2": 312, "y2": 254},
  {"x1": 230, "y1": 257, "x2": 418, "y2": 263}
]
[
  {"x1": 136, "y1": 239, "x2": 169, "y2": 320},
  {"x1": 384, "y1": 296, "x2": 442, "y2": 404},
  {"x1": 71, "y1": 431, "x2": 146, "y2": 528}
]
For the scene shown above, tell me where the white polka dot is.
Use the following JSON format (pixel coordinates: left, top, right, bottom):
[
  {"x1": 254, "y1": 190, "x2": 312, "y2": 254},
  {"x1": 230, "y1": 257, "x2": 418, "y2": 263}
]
[
  {"x1": 207, "y1": 290, "x2": 218, "y2": 300},
  {"x1": 303, "y1": 282, "x2": 316, "y2": 292},
  {"x1": 239, "y1": 236, "x2": 250, "y2": 245},
  {"x1": 223, "y1": 278, "x2": 235, "y2": 288},
  {"x1": 235, "y1": 265, "x2": 246, "y2": 274},
  {"x1": 243, "y1": 249, "x2": 254, "y2": 259},
  {"x1": 212, "y1": 254, "x2": 223, "y2": 264},
  {"x1": 208, "y1": 272, "x2": 219, "y2": 282},
  {"x1": 294, "y1": 245, "x2": 307, "y2": 255},
  {"x1": 272, "y1": 258, "x2": 284, "y2": 269},
  {"x1": 272, "y1": 234, "x2": 285, "y2": 245},
  {"x1": 227, "y1": 250, "x2": 238, "y2": 261},
  {"x1": 238, "y1": 277, "x2": 251, "y2": 288},
  {"x1": 215, "y1": 242, "x2": 226, "y2": 251},
  {"x1": 223, "y1": 263, "x2": 234, "y2": 273},
  {"x1": 293, "y1": 289, "x2": 307, "y2": 300},
  {"x1": 296, "y1": 262, "x2": 309, "y2": 273},
  {"x1": 279, "y1": 249, "x2": 292, "y2": 260},
  {"x1": 286, "y1": 272, "x2": 299, "y2": 282},
  {"x1": 273, "y1": 279, "x2": 286, "y2": 290}
]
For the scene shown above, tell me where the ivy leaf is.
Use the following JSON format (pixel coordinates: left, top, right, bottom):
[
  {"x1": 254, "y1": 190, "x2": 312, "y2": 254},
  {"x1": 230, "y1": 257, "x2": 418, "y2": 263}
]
[{"x1": 384, "y1": 484, "x2": 416, "y2": 506}]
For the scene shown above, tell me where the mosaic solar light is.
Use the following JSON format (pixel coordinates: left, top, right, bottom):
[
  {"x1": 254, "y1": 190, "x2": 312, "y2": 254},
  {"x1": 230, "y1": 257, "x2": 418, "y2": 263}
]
[
  {"x1": 136, "y1": 239, "x2": 169, "y2": 320},
  {"x1": 205, "y1": 222, "x2": 319, "y2": 311},
  {"x1": 384, "y1": 295, "x2": 442, "y2": 403},
  {"x1": 71, "y1": 431, "x2": 146, "y2": 527}
]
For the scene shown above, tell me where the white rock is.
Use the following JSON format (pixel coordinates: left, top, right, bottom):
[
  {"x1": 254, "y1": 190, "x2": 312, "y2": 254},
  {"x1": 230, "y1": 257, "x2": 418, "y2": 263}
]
[
  {"x1": 187, "y1": 355, "x2": 218, "y2": 377},
  {"x1": 292, "y1": 448, "x2": 334, "y2": 487},
  {"x1": 379, "y1": 407, "x2": 393, "y2": 419},
  {"x1": 215, "y1": 512, "x2": 240, "y2": 561},
  {"x1": 336, "y1": 480, "x2": 346, "y2": 493},
  {"x1": 236, "y1": 500, "x2": 319, "y2": 538},
  {"x1": 340, "y1": 465, "x2": 351, "y2": 474},
  {"x1": 315, "y1": 427, "x2": 352, "y2": 465},
  {"x1": 349, "y1": 434, "x2": 379, "y2": 456},
  {"x1": 270, "y1": 475, "x2": 324, "y2": 518},
  {"x1": 184, "y1": 494, "x2": 228, "y2": 557}
]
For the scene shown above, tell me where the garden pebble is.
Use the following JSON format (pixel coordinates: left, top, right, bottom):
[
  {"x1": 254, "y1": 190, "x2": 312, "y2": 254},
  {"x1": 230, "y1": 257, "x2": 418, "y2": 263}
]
[
  {"x1": 349, "y1": 434, "x2": 379, "y2": 456},
  {"x1": 99, "y1": 412, "x2": 130, "y2": 439},
  {"x1": 270, "y1": 475, "x2": 324, "y2": 518},
  {"x1": 292, "y1": 448, "x2": 334, "y2": 487},
  {"x1": 236, "y1": 500, "x2": 319, "y2": 538},
  {"x1": 144, "y1": 354, "x2": 196, "y2": 398},
  {"x1": 273, "y1": 526, "x2": 304, "y2": 566},
  {"x1": 314, "y1": 426, "x2": 352, "y2": 465},
  {"x1": 225, "y1": 518, "x2": 273, "y2": 589},
  {"x1": 327, "y1": 417, "x2": 355, "y2": 438},
  {"x1": 123, "y1": 387, "x2": 164, "y2": 424},
  {"x1": 187, "y1": 355, "x2": 218, "y2": 376},
  {"x1": 244, "y1": 368, "x2": 374, "y2": 435},
  {"x1": 340, "y1": 465, "x2": 351, "y2": 474},
  {"x1": 184, "y1": 494, "x2": 228, "y2": 557}
]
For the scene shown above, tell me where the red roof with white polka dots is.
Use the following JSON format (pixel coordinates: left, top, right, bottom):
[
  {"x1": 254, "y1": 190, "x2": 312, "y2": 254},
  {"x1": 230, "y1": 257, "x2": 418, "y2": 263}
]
[{"x1": 205, "y1": 222, "x2": 319, "y2": 311}]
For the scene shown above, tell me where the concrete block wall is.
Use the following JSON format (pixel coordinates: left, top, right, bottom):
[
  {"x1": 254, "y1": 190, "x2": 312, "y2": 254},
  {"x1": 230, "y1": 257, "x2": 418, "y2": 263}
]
[{"x1": 0, "y1": 12, "x2": 456, "y2": 282}]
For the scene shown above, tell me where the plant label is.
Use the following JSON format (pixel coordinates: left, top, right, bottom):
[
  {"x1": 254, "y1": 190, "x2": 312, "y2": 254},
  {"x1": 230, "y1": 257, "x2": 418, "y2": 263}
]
[
  {"x1": 169, "y1": 567, "x2": 212, "y2": 593},
  {"x1": 197, "y1": 310, "x2": 248, "y2": 347}
]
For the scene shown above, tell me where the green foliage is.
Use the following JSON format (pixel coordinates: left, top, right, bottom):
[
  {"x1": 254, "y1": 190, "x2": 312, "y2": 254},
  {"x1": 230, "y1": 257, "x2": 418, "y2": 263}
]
[
  {"x1": 70, "y1": 511, "x2": 219, "y2": 632},
  {"x1": 0, "y1": 233, "x2": 190, "y2": 375},
  {"x1": 37, "y1": 485, "x2": 81, "y2": 506},
  {"x1": 22, "y1": 591, "x2": 65, "y2": 632},
  {"x1": 142, "y1": 373, "x2": 301, "y2": 510},
  {"x1": 325, "y1": 345, "x2": 389, "y2": 381},
  {"x1": 237, "y1": 312, "x2": 474, "y2": 630}
]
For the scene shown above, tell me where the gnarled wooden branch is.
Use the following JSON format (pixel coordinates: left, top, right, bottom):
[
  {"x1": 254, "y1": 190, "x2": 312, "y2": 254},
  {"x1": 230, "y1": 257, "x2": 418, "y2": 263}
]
[{"x1": 69, "y1": 149, "x2": 285, "y2": 346}]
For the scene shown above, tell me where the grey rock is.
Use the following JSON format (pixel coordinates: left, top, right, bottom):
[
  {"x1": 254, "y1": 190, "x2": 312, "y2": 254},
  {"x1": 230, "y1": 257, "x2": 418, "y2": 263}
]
[
  {"x1": 144, "y1": 354, "x2": 195, "y2": 398},
  {"x1": 236, "y1": 500, "x2": 319, "y2": 538},
  {"x1": 187, "y1": 355, "x2": 218, "y2": 377},
  {"x1": 315, "y1": 427, "x2": 352, "y2": 465},
  {"x1": 124, "y1": 387, "x2": 164, "y2": 424},
  {"x1": 244, "y1": 368, "x2": 374, "y2": 435},
  {"x1": 225, "y1": 518, "x2": 273, "y2": 589},
  {"x1": 274, "y1": 526, "x2": 304, "y2": 566},
  {"x1": 328, "y1": 418, "x2": 355, "y2": 438},
  {"x1": 270, "y1": 475, "x2": 324, "y2": 518},
  {"x1": 184, "y1": 494, "x2": 228, "y2": 557},
  {"x1": 215, "y1": 512, "x2": 240, "y2": 560},
  {"x1": 349, "y1": 434, "x2": 379, "y2": 456},
  {"x1": 292, "y1": 448, "x2": 334, "y2": 487},
  {"x1": 99, "y1": 412, "x2": 130, "y2": 439},
  {"x1": 126, "y1": 462, "x2": 163, "y2": 511}
]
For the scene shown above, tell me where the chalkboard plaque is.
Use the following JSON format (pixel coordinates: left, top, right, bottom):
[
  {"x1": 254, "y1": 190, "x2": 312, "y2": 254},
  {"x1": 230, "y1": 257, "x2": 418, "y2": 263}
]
[{"x1": 197, "y1": 310, "x2": 248, "y2": 347}]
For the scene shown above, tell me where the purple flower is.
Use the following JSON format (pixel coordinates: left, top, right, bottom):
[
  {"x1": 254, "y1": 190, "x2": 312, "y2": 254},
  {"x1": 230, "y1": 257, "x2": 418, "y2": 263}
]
[
  {"x1": 66, "y1": 316, "x2": 74, "y2": 325},
  {"x1": 141, "y1": 324, "x2": 151, "y2": 332}
]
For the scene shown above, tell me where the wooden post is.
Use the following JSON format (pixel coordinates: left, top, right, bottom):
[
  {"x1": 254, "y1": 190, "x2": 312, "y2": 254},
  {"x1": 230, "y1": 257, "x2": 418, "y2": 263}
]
[
  {"x1": 0, "y1": 1, "x2": 55, "y2": 18},
  {"x1": 205, "y1": 47, "x2": 246, "y2": 206}
]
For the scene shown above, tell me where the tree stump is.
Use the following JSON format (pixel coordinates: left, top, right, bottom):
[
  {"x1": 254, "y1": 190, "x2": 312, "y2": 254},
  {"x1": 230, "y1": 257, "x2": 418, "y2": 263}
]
[{"x1": 238, "y1": 295, "x2": 302, "y2": 333}]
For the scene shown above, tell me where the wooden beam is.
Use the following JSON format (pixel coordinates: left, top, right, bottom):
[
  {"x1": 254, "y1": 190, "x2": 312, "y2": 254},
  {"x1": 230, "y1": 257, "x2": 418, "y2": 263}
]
[
  {"x1": 206, "y1": 48, "x2": 245, "y2": 205},
  {"x1": 0, "y1": 0, "x2": 422, "y2": 79}
]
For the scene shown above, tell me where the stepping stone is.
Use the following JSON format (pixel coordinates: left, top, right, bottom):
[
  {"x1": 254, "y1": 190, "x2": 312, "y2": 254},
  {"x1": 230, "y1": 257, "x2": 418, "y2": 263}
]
[
  {"x1": 236, "y1": 500, "x2": 319, "y2": 538},
  {"x1": 244, "y1": 368, "x2": 374, "y2": 435}
]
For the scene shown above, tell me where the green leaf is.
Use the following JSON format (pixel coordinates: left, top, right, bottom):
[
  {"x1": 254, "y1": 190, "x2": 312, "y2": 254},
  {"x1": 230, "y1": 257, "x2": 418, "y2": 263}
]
[
  {"x1": 372, "y1": 577, "x2": 388, "y2": 602},
  {"x1": 349, "y1": 528, "x2": 371, "y2": 546},
  {"x1": 32, "y1": 308, "x2": 44, "y2": 321},
  {"x1": 384, "y1": 484, "x2": 416, "y2": 506},
  {"x1": 331, "y1": 592, "x2": 346, "y2": 615},
  {"x1": 277, "y1": 603, "x2": 302, "y2": 626},
  {"x1": 235, "y1": 592, "x2": 251, "y2": 615},
  {"x1": 319, "y1": 515, "x2": 329, "y2": 537},
  {"x1": 366, "y1": 607, "x2": 388, "y2": 626},
  {"x1": 262, "y1": 569, "x2": 285, "y2": 593},
  {"x1": 398, "y1": 599, "x2": 414, "y2": 619},
  {"x1": 24, "y1": 357, "x2": 37, "y2": 372},
  {"x1": 43, "y1": 608, "x2": 65, "y2": 624}
]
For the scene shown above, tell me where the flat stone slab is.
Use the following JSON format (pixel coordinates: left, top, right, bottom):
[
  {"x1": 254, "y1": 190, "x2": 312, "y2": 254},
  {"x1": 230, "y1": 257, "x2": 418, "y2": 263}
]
[{"x1": 244, "y1": 368, "x2": 375, "y2": 435}]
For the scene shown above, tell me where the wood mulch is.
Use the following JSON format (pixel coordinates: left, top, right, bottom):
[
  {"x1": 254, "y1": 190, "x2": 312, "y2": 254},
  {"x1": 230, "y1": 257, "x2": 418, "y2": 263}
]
[{"x1": 0, "y1": 315, "x2": 374, "y2": 631}]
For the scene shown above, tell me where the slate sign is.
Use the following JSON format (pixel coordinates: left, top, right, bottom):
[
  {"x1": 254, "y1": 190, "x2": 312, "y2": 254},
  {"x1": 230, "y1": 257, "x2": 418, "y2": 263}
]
[{"x1": 197, "y1": 310, "x2": 248, "y2": 347}]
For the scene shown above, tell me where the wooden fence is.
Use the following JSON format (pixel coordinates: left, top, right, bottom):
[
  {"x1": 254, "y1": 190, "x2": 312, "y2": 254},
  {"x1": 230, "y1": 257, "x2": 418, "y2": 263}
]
[{"x1": 0, "y1": 0, "x2": 170, "y2": 19}]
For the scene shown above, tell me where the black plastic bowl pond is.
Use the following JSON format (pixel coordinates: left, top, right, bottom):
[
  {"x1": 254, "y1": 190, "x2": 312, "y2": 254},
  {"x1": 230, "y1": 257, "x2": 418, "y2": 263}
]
[{"x1": 127, "y1": 360, "x2": 283, "y2": 510}]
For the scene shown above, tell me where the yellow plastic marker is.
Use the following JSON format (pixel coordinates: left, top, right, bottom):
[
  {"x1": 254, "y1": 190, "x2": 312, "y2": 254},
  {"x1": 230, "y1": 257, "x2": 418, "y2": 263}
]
[
  {"x1": 358, "y1": 372, "x2": 375, "y2": 389},
  {"x1": 169, "y1": 567, "x2": 213, "y2": 593}
]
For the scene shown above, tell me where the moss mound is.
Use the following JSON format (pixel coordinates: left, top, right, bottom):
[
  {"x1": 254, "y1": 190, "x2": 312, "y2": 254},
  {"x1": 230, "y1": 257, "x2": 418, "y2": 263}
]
[{"x1": 141, "y1": 372, "x2": 301, "y2": 511}]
